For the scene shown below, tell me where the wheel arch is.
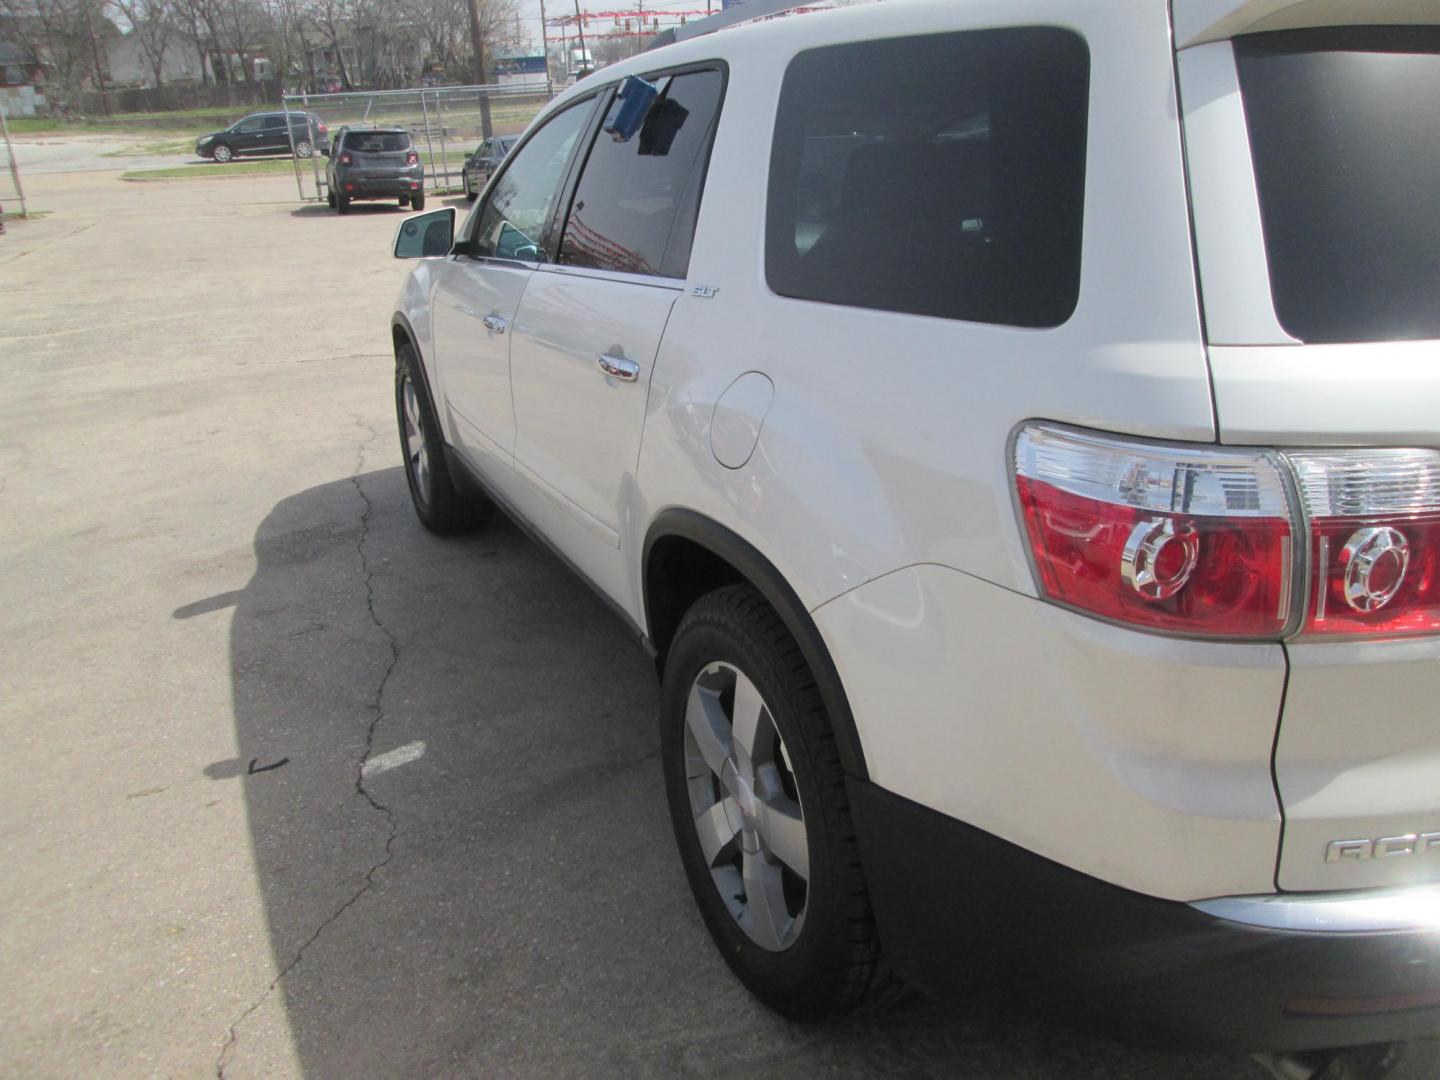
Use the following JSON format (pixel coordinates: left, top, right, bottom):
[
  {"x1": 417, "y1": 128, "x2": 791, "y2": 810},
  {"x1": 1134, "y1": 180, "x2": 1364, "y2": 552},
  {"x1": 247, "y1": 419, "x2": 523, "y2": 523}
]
[{"x1": 643, "y1": 508, "x2": 869, "y2": 779}]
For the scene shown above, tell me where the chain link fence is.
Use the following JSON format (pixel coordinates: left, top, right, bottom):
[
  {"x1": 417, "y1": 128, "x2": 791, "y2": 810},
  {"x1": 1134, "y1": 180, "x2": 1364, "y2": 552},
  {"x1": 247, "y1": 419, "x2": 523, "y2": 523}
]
[
  {"x1": 279, "y1": 84, "x2": 557, "y2": 203},
  {"x1": 0, "y1": 102, "x2": 27, "y2": 225}
]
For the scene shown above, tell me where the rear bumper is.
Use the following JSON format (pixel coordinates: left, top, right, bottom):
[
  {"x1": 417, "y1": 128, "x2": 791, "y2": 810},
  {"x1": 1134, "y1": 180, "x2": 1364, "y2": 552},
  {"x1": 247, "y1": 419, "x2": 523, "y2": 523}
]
[
  {"x1": 337, "y1": 176, "x2": 423, "y2": 198},
  {"x1": 850, "y1": 778, "x2": 1440, "y2": 1052}
]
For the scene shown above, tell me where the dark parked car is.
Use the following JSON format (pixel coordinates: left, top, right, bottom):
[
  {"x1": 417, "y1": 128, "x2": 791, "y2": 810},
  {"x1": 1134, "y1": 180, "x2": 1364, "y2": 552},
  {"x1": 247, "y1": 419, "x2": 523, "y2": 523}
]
[
  {"x1": 195, "y1": 111, "x2": 329, "y2": 162},
  {"x1": 461, "y1": 135, "x2": 518, "y2": 201},
  {"x1": 323, "y1": 126, "x2": 426, "y2": 214}
]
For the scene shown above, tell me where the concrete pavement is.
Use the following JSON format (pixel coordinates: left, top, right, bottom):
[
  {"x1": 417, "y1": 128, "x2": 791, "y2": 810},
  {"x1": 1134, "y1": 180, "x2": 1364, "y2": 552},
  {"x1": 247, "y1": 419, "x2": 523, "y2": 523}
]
[{"x1": 1, "y1": 169, "x2": 1435, "y2": 1079}]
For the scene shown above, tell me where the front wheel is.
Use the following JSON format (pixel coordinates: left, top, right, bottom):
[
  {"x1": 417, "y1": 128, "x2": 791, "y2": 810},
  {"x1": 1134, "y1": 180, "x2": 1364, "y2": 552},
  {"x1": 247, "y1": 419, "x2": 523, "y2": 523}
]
[
  {"x1": 212, "y1": 143, "x2": 233, "y2": 163},
  {"x1": 395, "y1": 344, "x2": 493, "y2": 535},
  {"x1": 464, "y1": 175, "x2": 476, "y2": 202},
  {"x1": 294, "y1": 140, "x2": 312, "y2": 158},
  {"x1": 661, "y1": 585, "x2": 891, "y2": 1021}
]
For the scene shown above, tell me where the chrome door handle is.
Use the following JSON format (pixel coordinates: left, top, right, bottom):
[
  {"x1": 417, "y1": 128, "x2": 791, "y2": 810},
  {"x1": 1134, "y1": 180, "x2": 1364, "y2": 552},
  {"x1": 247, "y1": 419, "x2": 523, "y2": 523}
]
[
  {"x1": 597, "y1": 354, "x2": 640, "y2": 381},
  {"x1": 482, "y1": 314, "x2": 507, "y2": 334}
]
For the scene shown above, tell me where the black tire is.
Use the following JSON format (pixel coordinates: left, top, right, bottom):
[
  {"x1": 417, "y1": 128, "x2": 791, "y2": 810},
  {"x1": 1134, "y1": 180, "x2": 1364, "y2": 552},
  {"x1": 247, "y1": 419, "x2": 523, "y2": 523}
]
[
  {"x1": 464, "y1": 175, "x2": 477, "y2": 202},
  {"x1": 212, "y1": 143, "x2": 233, "y2": 163},
  {"x1": 294, "y1": 140, "x2": 312, "y2": 158},
  {"x1": 337, "y1": 194, "x2": 351, "y2": 215},
  {"x1": 411, "y1": 192, "x2": 425, "y2": 211},
  {"x1": 660, "y1": 585, "x2": 890, "y2": 1021},
  {"x1": 394, "y1": 344, "x2": 493, "y2": 535},
  {"x1": 327, "y1": 189, "x2": 336, "y2": 208}
]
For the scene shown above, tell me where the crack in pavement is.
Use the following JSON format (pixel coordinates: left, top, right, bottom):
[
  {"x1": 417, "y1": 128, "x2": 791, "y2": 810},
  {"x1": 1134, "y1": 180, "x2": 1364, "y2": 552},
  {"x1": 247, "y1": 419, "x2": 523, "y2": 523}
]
[{"x1": 215, "y1": 415, "x2": 402, "y2": 1078}]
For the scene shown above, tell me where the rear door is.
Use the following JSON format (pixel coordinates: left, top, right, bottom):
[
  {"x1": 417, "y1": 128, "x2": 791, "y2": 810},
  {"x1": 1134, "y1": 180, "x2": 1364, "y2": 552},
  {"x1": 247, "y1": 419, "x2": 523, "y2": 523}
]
[
  {"x1": 430, "y1": 98, "x2": 597, "y2": 484},
  {"x1": 258, "y1": 114, "x2": 290, "y2": 153},
  {"x1": 507, "y1": 68, "x2": 725, "y2": 601},
  {"x1": 1178, "y1": 13, "x2": 1440, "y2": 891}
]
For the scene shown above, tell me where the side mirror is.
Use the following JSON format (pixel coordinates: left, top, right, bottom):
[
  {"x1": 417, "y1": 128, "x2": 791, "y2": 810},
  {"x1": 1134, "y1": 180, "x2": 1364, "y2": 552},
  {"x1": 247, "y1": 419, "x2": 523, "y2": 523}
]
[{"x1": 393, "y1": 207, "x2": 457, "y2": 259}]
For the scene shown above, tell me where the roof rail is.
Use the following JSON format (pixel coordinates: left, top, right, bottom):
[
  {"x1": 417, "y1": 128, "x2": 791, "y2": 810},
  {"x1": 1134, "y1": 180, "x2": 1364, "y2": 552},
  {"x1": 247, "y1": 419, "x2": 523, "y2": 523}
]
[{"x1": 646, "y1": 0, "x2": 817, "y2": 50}]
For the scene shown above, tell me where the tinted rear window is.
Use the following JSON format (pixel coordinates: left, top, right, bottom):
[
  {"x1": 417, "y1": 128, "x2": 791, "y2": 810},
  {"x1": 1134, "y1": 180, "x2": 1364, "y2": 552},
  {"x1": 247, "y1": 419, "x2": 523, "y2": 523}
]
[
  {"x1": 1236, "y1": 28, "x2": 1440, "y2": 343},
  {"x1": 344, "y1": 131, "x2": 412, "y2": 153},
  {"x1": 766, "y1": 27, "x2": 1089, "y2": 328}
]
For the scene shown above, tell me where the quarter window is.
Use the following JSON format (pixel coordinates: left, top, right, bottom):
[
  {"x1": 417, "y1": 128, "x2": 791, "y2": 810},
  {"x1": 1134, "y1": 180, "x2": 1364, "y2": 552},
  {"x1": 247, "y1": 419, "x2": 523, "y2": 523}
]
[
  {"x1": 558, "y1": 69, "x2": 724, "y2": 278},
  {"x1": 473, "y1": 100, "x2": 593, "y2": 261},
  {"x1": 766, "y1": 28, "x2": 1089, "y2": 328}
]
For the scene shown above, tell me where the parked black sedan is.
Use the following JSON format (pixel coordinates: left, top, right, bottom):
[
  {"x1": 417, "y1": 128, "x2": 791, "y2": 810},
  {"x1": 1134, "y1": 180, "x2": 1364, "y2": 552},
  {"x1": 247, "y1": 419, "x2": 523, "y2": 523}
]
[
  {"x1": 195, "y1": 112, "x2": 330, "y2": 162},
  {"x1": 461, "y1": 135, "x2": 518, "y2": 200}
]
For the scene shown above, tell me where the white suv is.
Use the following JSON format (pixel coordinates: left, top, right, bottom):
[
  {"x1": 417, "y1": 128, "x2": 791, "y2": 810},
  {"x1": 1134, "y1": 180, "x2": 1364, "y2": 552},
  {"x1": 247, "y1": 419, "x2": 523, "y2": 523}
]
[{"x1": 389, "y1": 0, "x2": 1440, "y2": 1058}]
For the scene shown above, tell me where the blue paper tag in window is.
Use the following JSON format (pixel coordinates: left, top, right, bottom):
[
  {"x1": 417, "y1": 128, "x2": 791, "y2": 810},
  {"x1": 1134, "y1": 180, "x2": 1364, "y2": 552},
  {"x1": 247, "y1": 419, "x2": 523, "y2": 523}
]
[{"x1": 603, "y1": 76, "x2": 660, "y2": 143}]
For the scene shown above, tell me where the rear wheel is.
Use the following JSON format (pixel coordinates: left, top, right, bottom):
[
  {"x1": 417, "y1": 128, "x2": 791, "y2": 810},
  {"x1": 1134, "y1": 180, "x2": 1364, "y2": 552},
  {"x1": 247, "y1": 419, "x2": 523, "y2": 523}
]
[
  {"x1": 337, "y1": 194, "x2": 351, "y2": 215},
  {"x1": 661, "y1": 585, "x2": 891, "y2": 1021},
  {"x1": 411, "y1": 192, "x2": 426, "y2": 211},
  {"x1": 395, "y1": 344, "x2": 493, "y2": 535},
  {"x1": 212, "y1": 143, "x2": 233, "y2": 163},
  {"x1": 327, "y1": 189, "x2": 336, "y2": 208}
]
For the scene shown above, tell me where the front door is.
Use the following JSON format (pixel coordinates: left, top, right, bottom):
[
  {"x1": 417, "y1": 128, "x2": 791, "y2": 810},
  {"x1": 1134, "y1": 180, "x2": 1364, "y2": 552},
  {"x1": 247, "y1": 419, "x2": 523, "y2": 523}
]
[
  {"x1": 430, "y1": 97, "x2": 598, "y2": 486},
  {"x1": 508, "y1": 69, "x2": 725, "y2": 599}
]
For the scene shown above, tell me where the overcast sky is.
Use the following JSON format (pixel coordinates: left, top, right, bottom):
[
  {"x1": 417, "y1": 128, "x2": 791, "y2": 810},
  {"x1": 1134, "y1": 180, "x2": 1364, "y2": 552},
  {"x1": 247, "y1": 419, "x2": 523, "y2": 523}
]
[{"x1": 510, "y1": 0, "x2": 741, "y2": 53}]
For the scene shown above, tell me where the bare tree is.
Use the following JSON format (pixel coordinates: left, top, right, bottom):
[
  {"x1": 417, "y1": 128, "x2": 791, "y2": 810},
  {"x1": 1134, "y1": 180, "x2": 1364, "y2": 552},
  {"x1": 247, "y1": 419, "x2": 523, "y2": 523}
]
[{"x1": 109, "y1": 0, "x2": 176, "y2": 86}]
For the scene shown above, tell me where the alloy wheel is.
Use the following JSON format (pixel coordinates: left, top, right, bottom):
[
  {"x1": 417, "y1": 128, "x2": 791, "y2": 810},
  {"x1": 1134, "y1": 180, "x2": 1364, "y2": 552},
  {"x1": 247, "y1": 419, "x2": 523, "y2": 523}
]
[
  {"x1": 684, "y1": 661, "x2": 809, "y2": 951},
  {"x1": 401, "y1": 376, "x2": 429, "y2": 502}
]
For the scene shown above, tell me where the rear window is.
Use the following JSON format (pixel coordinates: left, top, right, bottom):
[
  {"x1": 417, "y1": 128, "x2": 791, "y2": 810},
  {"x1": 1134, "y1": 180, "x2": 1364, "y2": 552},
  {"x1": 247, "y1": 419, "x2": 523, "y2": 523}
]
[
  {"x1": 1236, "y1": 27, "x2": 1440, "y2": 343},
  {"x1": 765, "y1": 27, "x2": 1089, "y2": 328},
  {"x1": 344, "y1": 131, "x2": 412, "y2": 153}
]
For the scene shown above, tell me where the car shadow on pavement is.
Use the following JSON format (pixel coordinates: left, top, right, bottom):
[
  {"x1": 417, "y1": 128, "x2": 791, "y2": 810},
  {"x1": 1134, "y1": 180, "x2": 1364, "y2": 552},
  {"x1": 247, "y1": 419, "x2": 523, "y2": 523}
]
[
  {"x1": 288, "y1": 203, "x2": 413, "y2": 219},
  {"x1": 215, "y1": 465, "x2": 1274, "y2": 1079}
]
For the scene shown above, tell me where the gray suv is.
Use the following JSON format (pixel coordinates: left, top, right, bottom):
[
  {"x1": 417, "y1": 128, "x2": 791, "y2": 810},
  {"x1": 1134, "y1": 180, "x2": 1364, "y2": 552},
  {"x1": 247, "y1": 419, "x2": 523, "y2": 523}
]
[{"x1": 324, "y1": 127, "x2": 425, "y2": 214}]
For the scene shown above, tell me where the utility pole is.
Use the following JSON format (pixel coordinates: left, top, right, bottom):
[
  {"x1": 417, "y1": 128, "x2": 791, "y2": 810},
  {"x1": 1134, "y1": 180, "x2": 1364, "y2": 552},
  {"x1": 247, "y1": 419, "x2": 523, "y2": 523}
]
[
  {"x1": 466, "y1": 0, "x2": 494, "y2": 138},
  {"x1": 573, "y1": 0, "x2": 587, "y2": 66},
  {"x1": 539, "y1": 0, "x2": 552, "y2": 94}
]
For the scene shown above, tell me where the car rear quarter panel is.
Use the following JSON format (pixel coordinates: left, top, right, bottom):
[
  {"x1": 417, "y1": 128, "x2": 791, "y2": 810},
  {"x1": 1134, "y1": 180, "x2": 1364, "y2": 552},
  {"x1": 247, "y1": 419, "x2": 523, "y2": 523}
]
[{"x1": 632, "y1": 0, "x2": 1292, "y2": 900}]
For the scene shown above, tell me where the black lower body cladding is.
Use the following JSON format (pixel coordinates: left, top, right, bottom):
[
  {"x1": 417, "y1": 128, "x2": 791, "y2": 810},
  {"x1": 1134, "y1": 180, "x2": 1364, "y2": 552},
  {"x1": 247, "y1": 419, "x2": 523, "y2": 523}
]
[{"x1": 849, "y1": 779, "x2": 1440, "y2": 1052}]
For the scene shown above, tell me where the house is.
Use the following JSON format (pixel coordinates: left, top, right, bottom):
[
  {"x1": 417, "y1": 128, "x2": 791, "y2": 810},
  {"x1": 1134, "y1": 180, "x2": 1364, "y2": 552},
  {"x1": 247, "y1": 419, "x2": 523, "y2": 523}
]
[{"x1": 0, "y1": 40, "x2": 47, "y2": 117}]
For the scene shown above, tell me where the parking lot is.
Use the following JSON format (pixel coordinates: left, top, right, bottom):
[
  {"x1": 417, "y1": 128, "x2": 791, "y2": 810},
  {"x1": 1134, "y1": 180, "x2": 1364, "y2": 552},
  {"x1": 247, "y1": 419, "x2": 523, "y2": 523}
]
[{"x1": 1, "y1": 165, "x2": 1435, "y2": 1079}]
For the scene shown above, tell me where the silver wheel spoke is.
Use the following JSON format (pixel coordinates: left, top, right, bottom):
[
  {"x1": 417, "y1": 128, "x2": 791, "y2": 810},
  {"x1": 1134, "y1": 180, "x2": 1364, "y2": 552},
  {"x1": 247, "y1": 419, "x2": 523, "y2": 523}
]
[
  {"x1": 741, "y1": 848, "x2": 790, "y2": 951},
  {"x1": 729, "y1": 671, "x2": 767, "y2": 778},
  {"x1": 684, "y1": 686, "x2": 731, "y2": 778},
  {"x1": 695, "y1": 798, "x2": 741, "y2": 867},
  {"x1": 756, "y1": 794, "x2": 808, "y2": 881}
]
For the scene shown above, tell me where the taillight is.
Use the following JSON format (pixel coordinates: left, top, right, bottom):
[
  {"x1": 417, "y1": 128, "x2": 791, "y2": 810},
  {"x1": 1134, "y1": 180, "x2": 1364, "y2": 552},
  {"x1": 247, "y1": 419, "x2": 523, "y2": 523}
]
[
  {"x1": 339, "y1": 151, "x2": 352, "y2": 166},
  {"x1": 316, "y1": 121, "x2": 327, "y2": 132},
  {"x1": 1289, "y1": 451, "x2": 1440, "y2": 637},
  {"x1": 405, "y1": 150, "x2": 419, "y2": 166},
  {"x1": 1014, "y1": 424, "x2": 1294, "y2": 638}
]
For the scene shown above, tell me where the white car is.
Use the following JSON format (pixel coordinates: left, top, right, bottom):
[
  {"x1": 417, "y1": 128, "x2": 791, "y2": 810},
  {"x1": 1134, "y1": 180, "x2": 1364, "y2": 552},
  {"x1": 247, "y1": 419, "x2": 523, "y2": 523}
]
[{"x1": 389, "y1": 0, "x2": 1440, "y2": 1064}]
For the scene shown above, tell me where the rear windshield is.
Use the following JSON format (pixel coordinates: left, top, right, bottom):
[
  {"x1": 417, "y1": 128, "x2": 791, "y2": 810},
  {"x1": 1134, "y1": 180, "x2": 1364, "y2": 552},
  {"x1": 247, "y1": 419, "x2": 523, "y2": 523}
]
[
  {"x1": 344, "y1": 131, "x2": 412, "y2": 153},
  {"x1": 1235, "y1": 27, "x2": 1440, "y2": 343}
]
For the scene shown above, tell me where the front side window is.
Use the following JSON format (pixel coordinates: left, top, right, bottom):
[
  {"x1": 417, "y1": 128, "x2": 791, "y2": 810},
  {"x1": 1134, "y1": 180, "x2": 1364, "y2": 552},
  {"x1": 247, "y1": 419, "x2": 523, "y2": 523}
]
[
  {"x1": 558, "y1": 68, "x2": 724, "y2": 278},
  {"x1": 1236, "y1": 27, "x2": 1440, "y2": 344},
  {"x1": 473, "y1": 101, "x2": 593, "y2": 261},
  {"x1": 235, "y1": 117, "x2": 265, "y2": 133},
  {"x1": 766, "y1": 28, "x2": 1089, "y2": 328}
]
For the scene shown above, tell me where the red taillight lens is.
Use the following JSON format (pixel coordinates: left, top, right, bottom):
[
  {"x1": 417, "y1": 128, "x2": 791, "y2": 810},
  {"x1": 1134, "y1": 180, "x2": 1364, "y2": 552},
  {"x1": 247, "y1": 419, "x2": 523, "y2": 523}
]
[
  {"x1": 339, "y1": 151, "x2": 352, "y2": 166},
  {"x1": 1291, "y1": 451, "x2": 1440, "y2": 637},
  {"x1": 405, "y1": 150, "x2": 419, "y2": 166},
  {"x1": 1014, "y1": 425, "x2": 1294, "y2": 639},
  {"x1": 316, "y1": 121, "x2": 327, "y2": 132}
]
